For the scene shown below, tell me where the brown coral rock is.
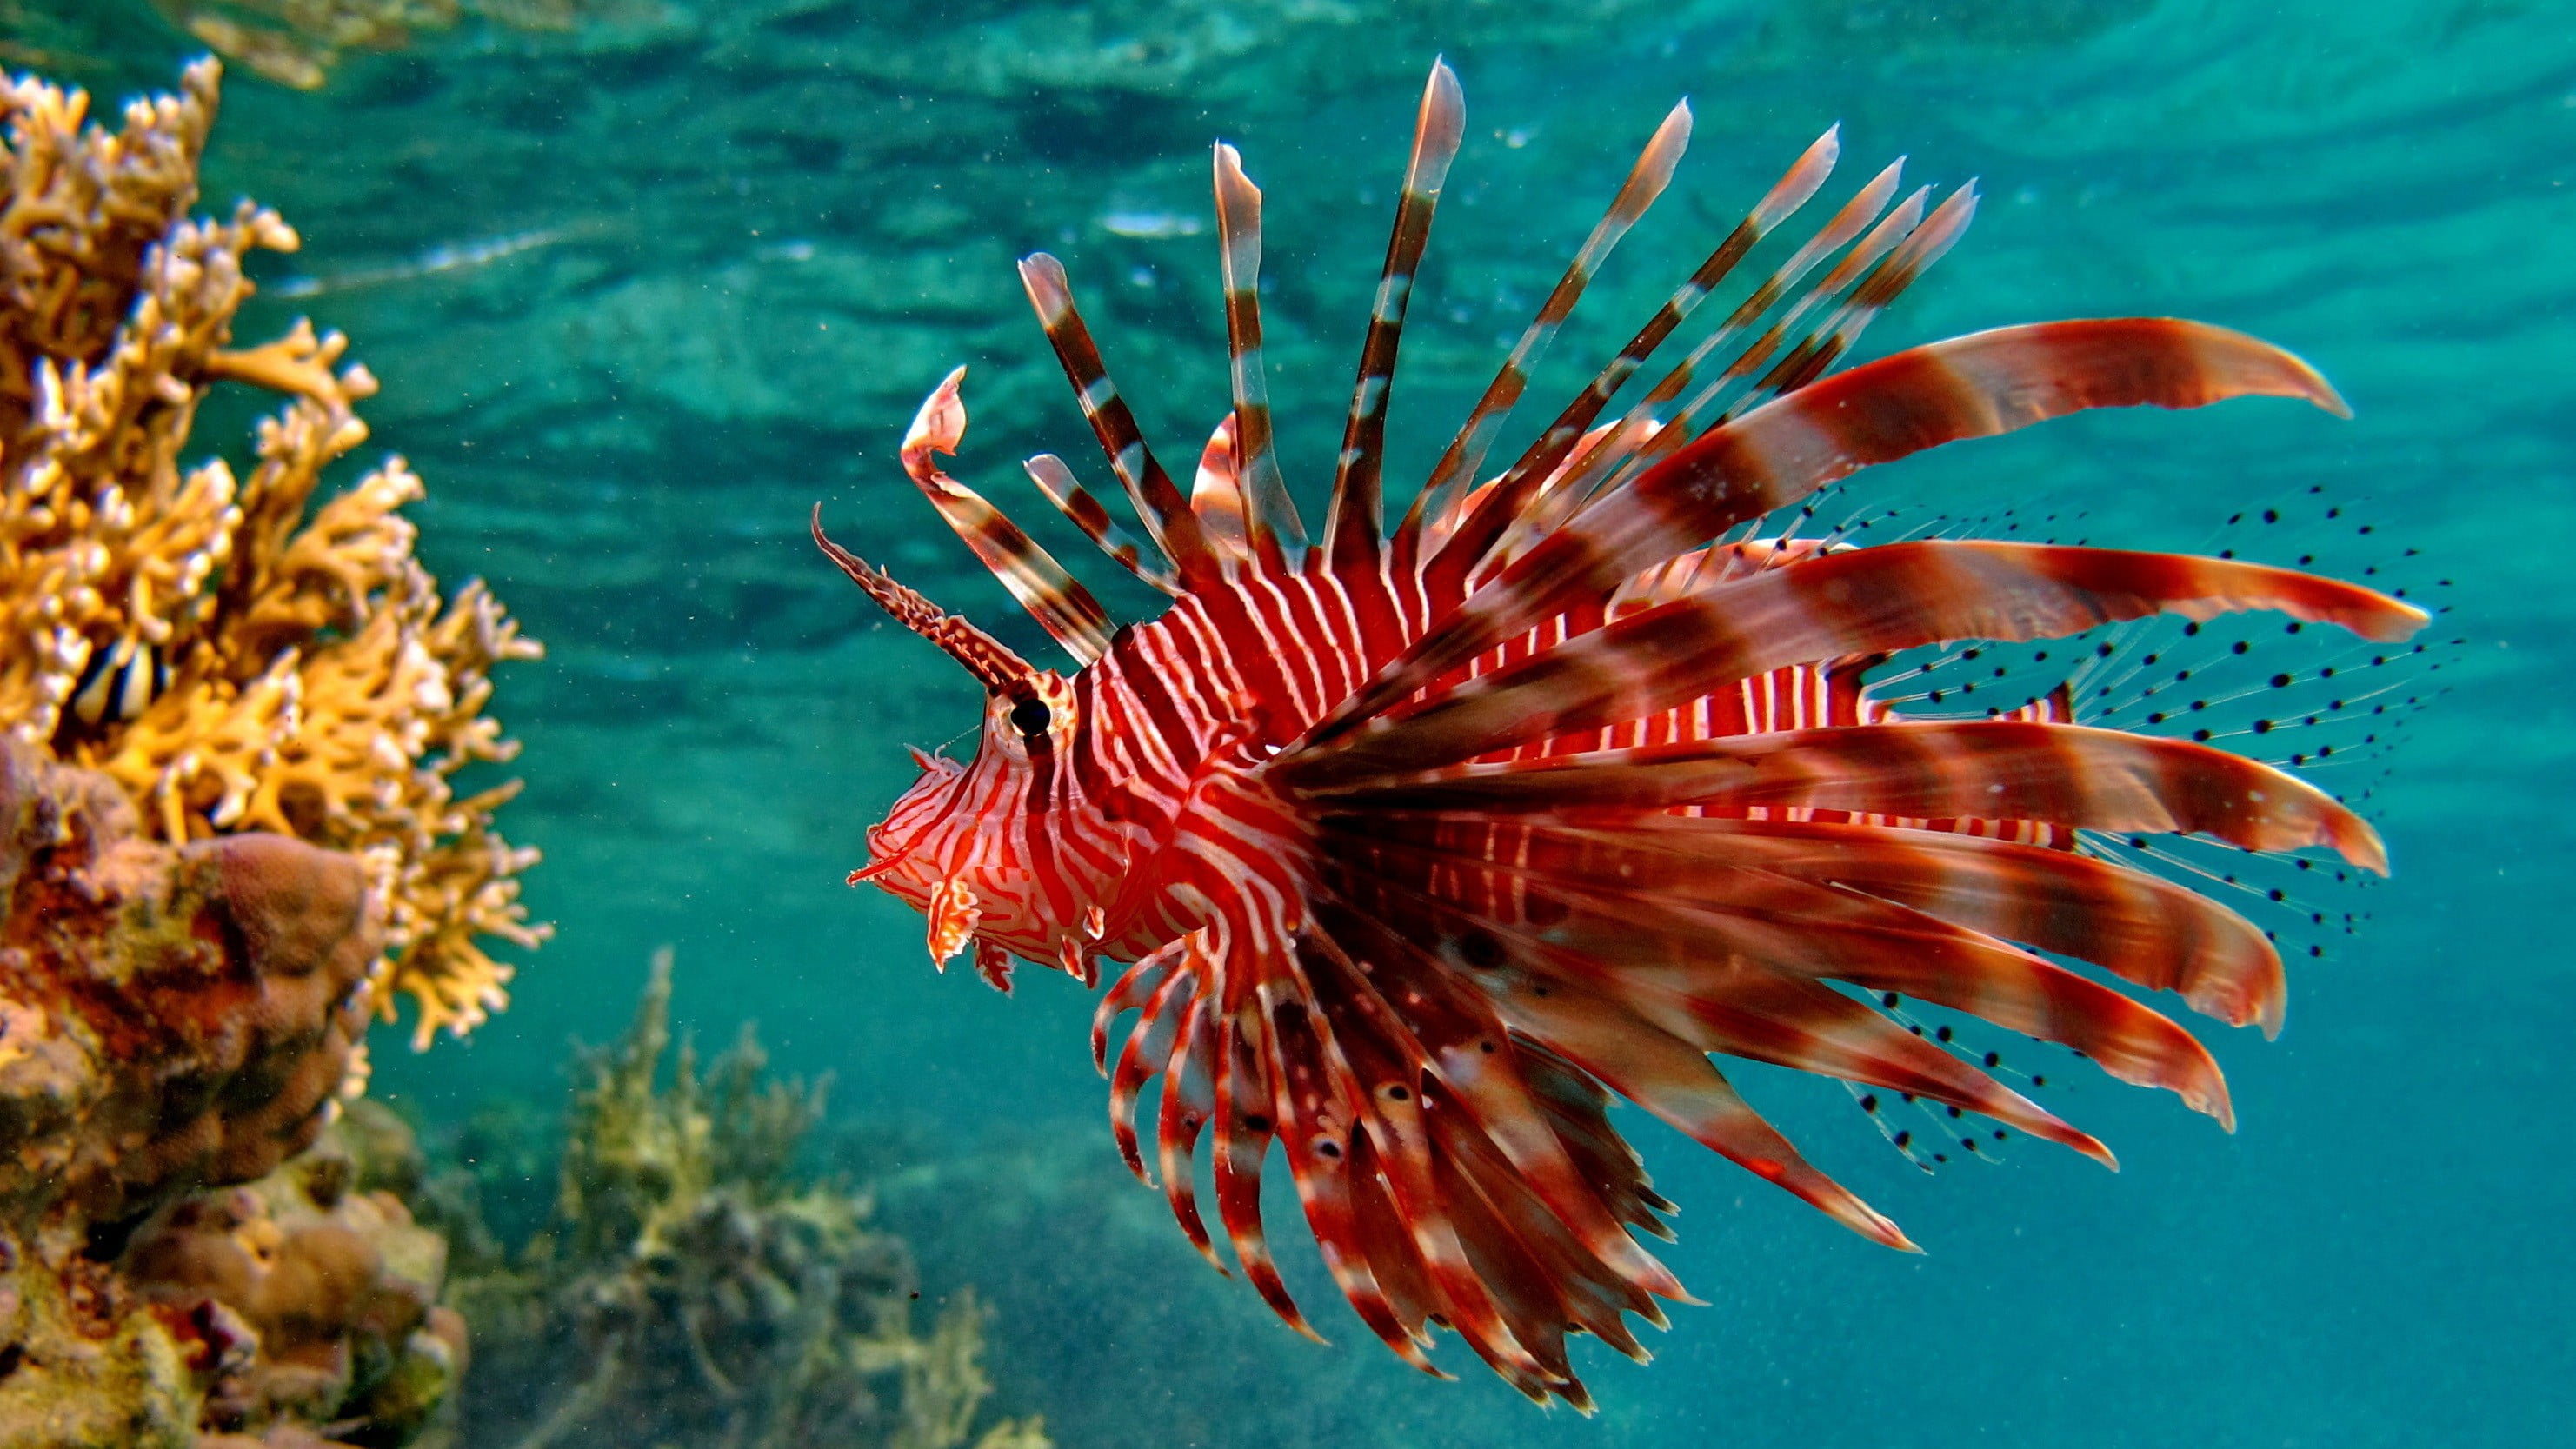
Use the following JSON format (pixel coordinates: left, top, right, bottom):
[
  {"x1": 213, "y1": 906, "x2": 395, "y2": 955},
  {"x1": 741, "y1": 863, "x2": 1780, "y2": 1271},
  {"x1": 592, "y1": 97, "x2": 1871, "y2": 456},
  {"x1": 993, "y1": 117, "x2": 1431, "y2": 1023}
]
[
  {"x1": 121, "y1": 1102, "x2": 461, "y2": 1444},
  {"x1": 0, "y1": 736, "x2": 376, "y2": 1226},
  {"x1": 0, "y1": 740, "x2": 384, "y2": 1448}
]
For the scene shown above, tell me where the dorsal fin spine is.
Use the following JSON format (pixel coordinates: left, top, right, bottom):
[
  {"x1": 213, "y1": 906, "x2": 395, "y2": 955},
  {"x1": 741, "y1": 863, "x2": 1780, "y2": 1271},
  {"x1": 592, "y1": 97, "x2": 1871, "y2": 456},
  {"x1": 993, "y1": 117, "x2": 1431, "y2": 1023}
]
[
  {"x1": 1323, "y1": 59, "x2": 1467, "y2": 575},
  {"x1": 1019, "y1": 253, "x2": 1223, "y2": 588},
  {"x1": 1395, "y1": 99, "x2": 1694, "y2": 560},
  {"x1": 1428, "y1": 125, "x2": 1847, "y2": 594},
  {"x1": 1214, "y1": 143, "x2": 1307, "y2": 569}
]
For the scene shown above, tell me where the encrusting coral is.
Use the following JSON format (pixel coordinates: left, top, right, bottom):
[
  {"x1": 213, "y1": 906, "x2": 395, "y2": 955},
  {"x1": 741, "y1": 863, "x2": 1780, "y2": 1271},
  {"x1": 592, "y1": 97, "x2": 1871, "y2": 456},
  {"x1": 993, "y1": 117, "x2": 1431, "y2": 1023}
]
[
  {"x1": 436, "y1": 950, "x2": 1050, "y2": 1449},
  {"x1": 0, "y1": 56, "x2": 545, "y2": 1053},
  {"x1": 0, "y1": 734, "x2": 378, "y2": 1225},
  {"x1": 120, "y1": 1098, "x2": 467, "y2": 1446},
  {"x1": 0, "y1": 735, "x2": 384, "y2": 1446}
]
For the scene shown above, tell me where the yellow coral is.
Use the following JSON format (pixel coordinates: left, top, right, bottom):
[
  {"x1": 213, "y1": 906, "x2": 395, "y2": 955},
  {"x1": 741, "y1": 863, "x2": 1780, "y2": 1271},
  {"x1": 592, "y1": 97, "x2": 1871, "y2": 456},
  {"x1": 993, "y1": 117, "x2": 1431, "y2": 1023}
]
[
  {"x1": 145, "y1": 0, "x2": 461, "y2": 90},
  {"x1": 0, "y1": 60, "x2": 215, "y2": 406},
  {"x1": 147, "y1": 0, "x2": 622, "y2": 90},
  {"x1": 0, "y1": 58, "x2": 545, "y2": 1051}
]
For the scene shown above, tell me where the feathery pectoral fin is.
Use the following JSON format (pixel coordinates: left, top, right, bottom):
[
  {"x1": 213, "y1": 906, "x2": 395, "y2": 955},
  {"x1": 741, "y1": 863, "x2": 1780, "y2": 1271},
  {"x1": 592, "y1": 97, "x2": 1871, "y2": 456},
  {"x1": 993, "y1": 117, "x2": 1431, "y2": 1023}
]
[
  {"x1": 1545, "y1": 815, "x2": 2292, "y2": 1035},
  {"x1": 1082, "y1": 756, "x2": 1694, "y2": 1407},
  {"x1": 1492, "y1": 963, "x2": 1915, "y2": 1250},
  {"x1": 1324, "y1": 828, "x2": 2116, "y2": 1164},
  {"x1": 1308, "y1": 318, "x2": 2353, "y2": 747},
  {"x1": 1314, "y1": 721, "x2": 2387, "y2": 874}
]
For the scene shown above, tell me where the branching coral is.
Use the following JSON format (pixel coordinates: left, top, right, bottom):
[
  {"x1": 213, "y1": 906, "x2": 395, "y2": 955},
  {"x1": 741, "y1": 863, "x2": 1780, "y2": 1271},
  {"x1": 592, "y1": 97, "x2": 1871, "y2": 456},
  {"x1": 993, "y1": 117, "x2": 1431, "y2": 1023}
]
[
  {"x1": 438, "y1": 951, "x2": 1050, "y2": 1449},
  {"x1": 0, "y1": 58, "x2": 210, "y2": 416},
  {"x1": 0, "y1": 58, "x2": 545, "y2": 1051}
]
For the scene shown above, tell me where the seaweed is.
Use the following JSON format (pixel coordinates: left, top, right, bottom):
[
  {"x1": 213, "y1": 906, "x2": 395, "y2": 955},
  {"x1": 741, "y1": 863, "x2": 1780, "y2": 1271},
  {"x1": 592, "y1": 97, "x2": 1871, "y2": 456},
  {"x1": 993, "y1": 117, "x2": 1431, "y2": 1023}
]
[{"x1": 436, "y1": 951, "x2": 1048, "y2": 1449}]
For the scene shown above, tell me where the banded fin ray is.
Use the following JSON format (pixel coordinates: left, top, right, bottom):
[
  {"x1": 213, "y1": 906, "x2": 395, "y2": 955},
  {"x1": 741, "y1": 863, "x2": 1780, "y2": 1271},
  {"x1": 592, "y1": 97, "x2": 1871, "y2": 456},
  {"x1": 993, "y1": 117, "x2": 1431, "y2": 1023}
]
[
  {"x1": 1704, "y1": 182, "x2": 1985, "y2": 435},
  {"x1": 1429, "y1": 125, "x2": 1847, "y2": 592},
  {"x1": 1459, "y1": 159, "x2": 1918, "y2": 576},
  {"x1": 1258, "y1": 962, "x2": 1444, "y2": 1373},
  {"x1": 1596, "y1": 179, "x2": 1955, "y2": 503},
  {"x1": 1214, "y1": 143, "x2": 1307, "y2": 566},
  {"x1": 1019, "y1": 252, "x2": 1222, "y2": 585},
  {"x1": 1212, "y1": 999, "x2": 1316, "y2": 1339},
  {"x1": 1325, "y1": 57, "x2": 1467, "y2": 573},
  {"x1": 1025, "y1": 452, "x2": 1182, "y2": 596},
  {"x1": 1396, "y1": 98, "x2": 1694, "y2": 562},
  {"x1": 898, "y1": 367, "x2": 1116, "y2": 663}
]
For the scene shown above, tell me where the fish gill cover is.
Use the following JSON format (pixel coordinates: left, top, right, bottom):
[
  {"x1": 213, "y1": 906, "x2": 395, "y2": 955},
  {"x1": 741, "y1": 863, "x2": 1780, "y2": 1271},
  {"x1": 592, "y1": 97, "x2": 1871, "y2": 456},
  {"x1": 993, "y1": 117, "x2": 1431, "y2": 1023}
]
[{"x1": 0, "y1": 3, "x2": 2562, "y2": 1449}]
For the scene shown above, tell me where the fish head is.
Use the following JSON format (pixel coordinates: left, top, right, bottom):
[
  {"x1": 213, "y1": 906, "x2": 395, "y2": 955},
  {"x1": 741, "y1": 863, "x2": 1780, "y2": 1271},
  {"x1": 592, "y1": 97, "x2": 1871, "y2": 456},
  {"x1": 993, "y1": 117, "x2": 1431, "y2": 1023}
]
[{"x1": 856, "y1": 668, "x2": 1087, "y2": 972}]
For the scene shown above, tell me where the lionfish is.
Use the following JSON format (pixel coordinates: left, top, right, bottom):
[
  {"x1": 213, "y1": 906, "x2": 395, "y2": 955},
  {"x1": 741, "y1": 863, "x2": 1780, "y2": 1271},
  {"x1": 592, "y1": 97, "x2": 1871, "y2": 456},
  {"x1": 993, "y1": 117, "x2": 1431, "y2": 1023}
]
[{"x1": 812, "y1": 62, "x2": 2426, "y2": 1407}]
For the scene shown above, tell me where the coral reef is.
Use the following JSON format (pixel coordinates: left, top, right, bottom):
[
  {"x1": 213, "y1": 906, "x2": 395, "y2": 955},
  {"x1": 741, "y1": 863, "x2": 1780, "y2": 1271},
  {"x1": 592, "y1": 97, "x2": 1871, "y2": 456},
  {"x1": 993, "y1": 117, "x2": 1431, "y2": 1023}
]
[
  {"x1": 0, "y1": 737, "x2": 376, "y2": 1228},
  {"x1": 0, "y1": 57, "x2": 544, "y2": 1050},
  {"x1": 141, "y1": 1, "x2": 635, "y2": 91},
  {"x1": 122, "y1": 1098, "x2": 465, "y2": 1446},
  {"x1": 0, "y1": 737, "x2": 385, "y2": 1446},
  {"x1": 0, "y1": 54, "x2": 536, "y2": 1448},
  {"x1": 436, "y1": 951, "x2": 1048, "y2": 1449}
]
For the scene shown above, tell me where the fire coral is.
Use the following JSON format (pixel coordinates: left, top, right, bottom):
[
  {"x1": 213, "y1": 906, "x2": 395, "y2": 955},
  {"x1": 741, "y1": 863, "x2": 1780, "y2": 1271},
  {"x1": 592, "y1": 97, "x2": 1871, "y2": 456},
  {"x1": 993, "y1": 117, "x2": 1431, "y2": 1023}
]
[{"x1": 0, "y1": 56, "x2": 545, "y2": 1051}]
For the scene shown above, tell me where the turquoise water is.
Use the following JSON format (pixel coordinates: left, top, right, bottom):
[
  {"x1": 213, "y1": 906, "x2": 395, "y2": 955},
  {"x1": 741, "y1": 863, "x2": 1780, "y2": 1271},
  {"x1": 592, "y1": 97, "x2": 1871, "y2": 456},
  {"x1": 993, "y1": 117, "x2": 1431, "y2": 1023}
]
[{"x1": 27, "y1": 1, "x2": 2573, "y2": 1444}]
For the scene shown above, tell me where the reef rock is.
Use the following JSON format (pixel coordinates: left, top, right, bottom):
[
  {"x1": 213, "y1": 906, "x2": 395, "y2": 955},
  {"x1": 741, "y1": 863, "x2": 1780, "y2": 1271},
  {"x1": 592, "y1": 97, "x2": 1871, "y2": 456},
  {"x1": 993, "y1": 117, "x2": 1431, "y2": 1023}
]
[
  {"x1": 0, "y1": 737, "x2": 376, "y2": 1229},
  {"x1": 122, "y1": 1100, "x2": 465, "y2": 1446},
  {"x1": 0, "y1": 739, "x2": 385, "y2": 1446}
]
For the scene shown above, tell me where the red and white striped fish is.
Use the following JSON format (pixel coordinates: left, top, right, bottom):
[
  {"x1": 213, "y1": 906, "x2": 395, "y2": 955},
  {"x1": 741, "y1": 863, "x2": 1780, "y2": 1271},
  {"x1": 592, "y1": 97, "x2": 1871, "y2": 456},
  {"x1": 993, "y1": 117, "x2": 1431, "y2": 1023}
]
[{"x1": 813, "y1": 62, "x2": 2426, "y2": 1408}]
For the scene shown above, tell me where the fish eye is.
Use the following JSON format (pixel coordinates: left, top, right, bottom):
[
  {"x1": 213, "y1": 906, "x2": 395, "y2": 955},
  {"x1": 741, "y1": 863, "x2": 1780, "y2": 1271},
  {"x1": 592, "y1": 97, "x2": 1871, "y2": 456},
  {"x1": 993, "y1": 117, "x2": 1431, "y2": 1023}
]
[{"x1": 1008, "y1": 695, "x2": 1052, "y2": 738}]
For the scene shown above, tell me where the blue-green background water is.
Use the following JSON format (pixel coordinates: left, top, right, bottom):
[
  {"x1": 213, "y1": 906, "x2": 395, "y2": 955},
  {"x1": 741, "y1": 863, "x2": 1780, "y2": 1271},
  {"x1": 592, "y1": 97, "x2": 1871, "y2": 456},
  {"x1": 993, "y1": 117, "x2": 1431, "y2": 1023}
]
[{"x1": 20, "y1": 1, "x2": 2573, "y2": 1443}]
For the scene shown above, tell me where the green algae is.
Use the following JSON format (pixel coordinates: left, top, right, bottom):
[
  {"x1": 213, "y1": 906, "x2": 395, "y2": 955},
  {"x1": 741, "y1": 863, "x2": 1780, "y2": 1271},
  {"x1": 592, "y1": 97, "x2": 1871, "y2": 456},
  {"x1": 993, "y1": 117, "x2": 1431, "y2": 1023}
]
[{"x1": 434, "y1": 951, "x2": 1047, "y2": 1449}]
